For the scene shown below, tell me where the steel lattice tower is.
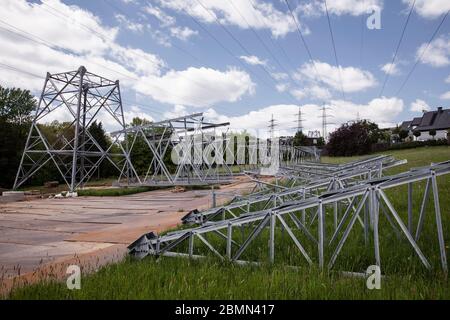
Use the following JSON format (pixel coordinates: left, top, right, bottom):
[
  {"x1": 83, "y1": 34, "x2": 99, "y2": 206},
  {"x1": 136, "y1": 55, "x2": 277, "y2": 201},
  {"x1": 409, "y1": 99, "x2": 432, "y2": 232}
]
[
  {"x1": 14, "y1": 66, "x2": 134, "y2": 192},
  {"x1": 296, "y1": 106, "x2": 304, "y2": 133}
]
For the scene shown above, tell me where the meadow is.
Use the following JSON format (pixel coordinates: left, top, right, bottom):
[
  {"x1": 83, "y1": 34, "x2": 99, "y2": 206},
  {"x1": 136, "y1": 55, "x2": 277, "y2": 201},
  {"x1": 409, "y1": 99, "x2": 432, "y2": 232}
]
[{"x1": 7, "y1": 146, "x2": 450, "y2": 299}]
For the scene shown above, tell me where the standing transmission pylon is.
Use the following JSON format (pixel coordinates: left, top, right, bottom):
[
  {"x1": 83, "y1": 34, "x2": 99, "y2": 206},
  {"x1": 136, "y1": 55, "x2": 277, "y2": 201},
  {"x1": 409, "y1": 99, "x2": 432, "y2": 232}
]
[
  {"x1": 268, "y1": 114, "x2": 277, "y2": 138},
  {"x1": 319, "y1": 104, "x2": 334, "y2": 141},
  {"x1": 295, "y1": 106, "x2": 304, "y2": 133},
  {"x1": 14, "y1": 66, "x2": 134, "y2": 192}
]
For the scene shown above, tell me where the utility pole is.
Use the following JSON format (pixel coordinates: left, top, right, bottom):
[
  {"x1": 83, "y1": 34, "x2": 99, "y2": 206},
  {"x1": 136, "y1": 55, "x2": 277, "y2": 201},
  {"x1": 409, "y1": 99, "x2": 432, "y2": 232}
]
[
  {"x1": 268, "y1": 114, "x2": 277, "y2": 139},
  {"x1": 318, "y1": 104, "x2": 333, "y2": 141},
  {"x1": 295, "y1": 106, "x2": 304, "y2": 133}
]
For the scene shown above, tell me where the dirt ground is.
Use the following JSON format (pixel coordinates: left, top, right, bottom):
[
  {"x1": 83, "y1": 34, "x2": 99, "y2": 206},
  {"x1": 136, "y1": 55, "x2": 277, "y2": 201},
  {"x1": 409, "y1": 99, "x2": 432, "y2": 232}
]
[{"x1": 0, "y1": 176, "x2": 257, "y2": 296}]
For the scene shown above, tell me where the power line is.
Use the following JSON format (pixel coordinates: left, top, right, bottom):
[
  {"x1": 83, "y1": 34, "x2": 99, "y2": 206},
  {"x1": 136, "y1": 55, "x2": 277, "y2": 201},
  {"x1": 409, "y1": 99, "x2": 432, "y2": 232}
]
[
  {"x1": 0, "y1": 62, "x2": 43, "y2": 79},
  {"x1": 360, "y1": 14, "x2": 365, "y2": 68},
  {"x1": 101, "y1": 0, "x2": 253, "y2": 116},
  {"x1": 184, "y1": 10, "x2": 274, "y2": 90},
  {"x1": 1, "y1": 10, "x2": 237, "y2": 117},
  {"x1": 194, "y1": 0, "x2": 296, "y2": 99},
  {"x1": 284, "y1": 0, "x2": 335, "y2": 140},
  {"x1": 99, "y1": 0, "x2": 202, "y2": 64},
  {"x1": 396, "y1": 9, "x2": 449, "y2": 96},
  {"x1": 183, "y1": 1, "x2": 301, "y2": 106},
  {"x1": 99, "y1": 0, "x2": 224, "y2": 93},
  {"x1": 0, "y1": 60, "x2": 167, "y2": 118},
  {"x1": 284, "y1": 0, "x2": 321, "y2": 79},
  {"x1": 379, "y1": 0, "x2": 416, "y2": 97},
  {"x1": 247, "y1": 0, "x2": 298, "y2": 75},
  {"x1": 39, "y1": 0, "x2": 232, "y2": 113},
  {"x1": 0, "y1": 21, "x2": 180, "y2": 116},
  {"x1": 229, "y1": 0, "x2": 300, "y2": 88},
  {"x1": 0, "y1": 20, "x2": 137, "y2": 82},
  {"x1": 324, "y1": 0, "x2": 346, "y2": 100}
]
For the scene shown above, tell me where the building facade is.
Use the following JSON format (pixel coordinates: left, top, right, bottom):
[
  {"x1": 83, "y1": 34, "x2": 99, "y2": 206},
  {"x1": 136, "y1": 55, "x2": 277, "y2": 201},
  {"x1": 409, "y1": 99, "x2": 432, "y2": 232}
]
[{"x1": 400, "y1": 107, "x2": 450, "y2": 141}]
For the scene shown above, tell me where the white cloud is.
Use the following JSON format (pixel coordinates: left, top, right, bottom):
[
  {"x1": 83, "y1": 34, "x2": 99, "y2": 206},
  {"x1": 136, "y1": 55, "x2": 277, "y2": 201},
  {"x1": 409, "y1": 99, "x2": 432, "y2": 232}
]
[
  {"x1": 0, "y1": 0, "x2": 164, "y2": 90},
  {"x1": 309, "y1": 85, "x2": 332, "y2": 100},
  {"x1": 98, "y1": 106, "x2": 155, "y2": 131},
  {"x1": 115, "y1": 14, "x2": 144, "y2": 33},
  {"x1": 446, "y1": 75, "x2": 450, "y2": 83},
  {"x1": 42, "y1": 104, "x2": 155, "y2": 132},
  {"x1": 417, "y1": 34, "x2": 450, "y2": 67},
  {"x1": 410, "y1": 99, "x2": 431, "y2": 112},
  {"x1": 170, "y1": 26, "x2": 198, "y2": 41},
  {"x1": 157, "y1": 0, "x2": 309, "y2": 38},
  {"x1": 133, "y1": 67, "x2": 255, "y2": 107},
  {"x1": 440, "y1": 91, "x2": 450, "y2": 100},
  {"x1": 403, "y1": 0, "x2": 450, "y2": 19},
  {"x1": 1, "y1": 0, "x2": 117, "y2": 56},
  {"x1": 272, "y1": 72, "x2": 289, "y2": 81},
  {"x1": 203, "y1": 96, "x2": 403, "y2": 138},
  {"x1": 299, "y1": 0, "x2": 383, "y2": 17},
  {"x1": 143, "y1": 5, "x2": 198, "y2": 43},
  {"x1": 290, "y1": 89, "x2": 307, "y2": 100},
  {"x1": 381, "y1": 62, "x2": 400, "y2": 75},
  {"x1": 239, "y1": 55, "x2": 267, "y2": 66},
  {"x1": 144, "y1": 4, "x2": 176, "y2": 27},
  {"x1": 290, "y1": 85, "x2": 331, "y2": 101},
  {"x1": 329, "y1": 97, "x2": 404, "y2": 128},
  {"x1": 163, "y1": 105, "x2": 189, "y2": 119},
  {"x1": 295, "y1": 61, "x2": 377, "y2": 93},
  {"x1": 0, "y1": 0, "x2": 256, "y2": 120},
  {"x1": 123, "y1": 106, "x2": 155, "y2": 123},
  {"x1": 276, "y1": 83, "x2": 289, "y2": 93}
]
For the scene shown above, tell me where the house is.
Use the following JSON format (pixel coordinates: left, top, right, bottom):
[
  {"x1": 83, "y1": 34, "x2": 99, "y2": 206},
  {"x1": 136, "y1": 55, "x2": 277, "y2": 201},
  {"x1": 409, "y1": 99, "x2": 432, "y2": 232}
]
[{"x1": 399, "y1": 107, "x2": 450, "y2": 141}]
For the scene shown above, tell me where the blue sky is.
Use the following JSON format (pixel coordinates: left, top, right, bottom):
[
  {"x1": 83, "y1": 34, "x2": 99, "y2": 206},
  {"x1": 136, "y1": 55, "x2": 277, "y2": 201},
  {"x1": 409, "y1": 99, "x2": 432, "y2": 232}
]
[{"x1": 1, "y1": 0, "x2": 450, "y2": 136}]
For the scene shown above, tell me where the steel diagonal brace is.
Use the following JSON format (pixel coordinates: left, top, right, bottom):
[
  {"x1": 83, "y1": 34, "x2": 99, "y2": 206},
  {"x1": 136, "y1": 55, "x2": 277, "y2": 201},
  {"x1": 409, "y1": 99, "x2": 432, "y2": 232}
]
[
  {"x1": 277, "y1": 214, "x2": 313, "y2": 265},
  {"x1": 329, "y1": 196, "x2": 358, "y2": 245},
  {"x1": 378, "y1": 189, "x2": 431, "y2": 270},
  {"x1": 328, "y1": 191, "x2": 369, "y2": 270},
  {"x1": 415, "y1": 178, "x2": 431, "y2": 241},
  {"x1": 140, "y1": 128, "x2": 173, "y2": 183},
  {"x1": 233, "y1": 214, "x2": 270, "y2": 261},
  {"x1": 430, "y1": 172, "x2": 447, "y2": 272},
  {"x1": 196, "y1": 234, "x2": 224, "y2": 260},
  {"x1": 158, "y1": 232, "x2": 191, "y2": 255},
  {"x1": 288, "y1": 213, "x2": 317, "y2": 244}
]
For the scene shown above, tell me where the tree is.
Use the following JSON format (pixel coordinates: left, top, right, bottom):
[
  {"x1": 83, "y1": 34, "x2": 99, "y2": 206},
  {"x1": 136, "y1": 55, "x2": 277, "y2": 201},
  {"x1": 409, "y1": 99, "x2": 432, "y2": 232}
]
[
  {"x1": 326, "y1": 120, "x2": 382, "y2": 156},
  {"x1": 399, "y1": 130, "x2": 409, "y2": 141},
  {"x1": 413, "y1": 131, "x2": 421, "y2": 140},
  {"x1": 0, "y1": 86, "x2": 37, "y2": 188},
  {"x1": 88, "y1": 121, "x2": 115, "y2": 178},
  {"x1": 0, "y1": 85, "x2": 36, "y2": 124},
  {"x1": 124, "y1": 117, "x2": 155, "y2": 176},
  {"x1": 293, "y1": 131, "x2": 308, "y2": 146},
  {"x1": 429, "y1": 129, "x2": 436, "y2": 140}
]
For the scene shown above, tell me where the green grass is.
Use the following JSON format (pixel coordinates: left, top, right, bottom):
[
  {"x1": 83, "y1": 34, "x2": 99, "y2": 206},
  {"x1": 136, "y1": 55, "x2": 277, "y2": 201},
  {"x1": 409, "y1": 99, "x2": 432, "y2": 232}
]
[
  {"x1": 77, "y1": 186, "x2": 167, "y2": 197},
  {"x1": 7, "y1": 146, "x2": 450, "y2": 300},
  {"x1": 8, "y1": 257, "x2": 450, "y2": 299}
]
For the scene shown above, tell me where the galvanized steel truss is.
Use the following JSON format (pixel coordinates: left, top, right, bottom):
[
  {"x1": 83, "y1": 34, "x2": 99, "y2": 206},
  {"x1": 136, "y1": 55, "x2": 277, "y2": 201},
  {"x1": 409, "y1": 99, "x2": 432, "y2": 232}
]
[
  {"x1": 110, "y1": 113, "x2": 234, "y2": 186},
  {"x1": 14, "y1": 67, "x2": 132, "y2": 192},
  {"x1": 129, "y1": 158, "x2": 450, "y2": 273}
]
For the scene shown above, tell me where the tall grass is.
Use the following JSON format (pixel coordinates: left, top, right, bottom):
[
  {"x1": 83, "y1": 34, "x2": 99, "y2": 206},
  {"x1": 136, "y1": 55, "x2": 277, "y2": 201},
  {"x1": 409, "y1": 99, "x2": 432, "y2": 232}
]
[{"x1": 7, "y1": 146, "x2": 450, "y2": 299}]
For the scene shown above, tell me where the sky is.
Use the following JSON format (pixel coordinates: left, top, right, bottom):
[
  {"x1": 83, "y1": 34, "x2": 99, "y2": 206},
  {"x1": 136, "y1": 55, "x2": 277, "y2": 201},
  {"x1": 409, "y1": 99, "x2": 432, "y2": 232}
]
[{"x1": 1, "y1": 0, "x2": 450, "y2": 137}]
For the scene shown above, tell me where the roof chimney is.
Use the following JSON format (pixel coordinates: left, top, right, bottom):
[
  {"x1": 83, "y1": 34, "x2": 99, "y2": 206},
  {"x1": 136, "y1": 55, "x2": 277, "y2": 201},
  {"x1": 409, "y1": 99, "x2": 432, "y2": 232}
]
[{"x1": 437, "y1": 107, "x2": 443, "y2": 112}]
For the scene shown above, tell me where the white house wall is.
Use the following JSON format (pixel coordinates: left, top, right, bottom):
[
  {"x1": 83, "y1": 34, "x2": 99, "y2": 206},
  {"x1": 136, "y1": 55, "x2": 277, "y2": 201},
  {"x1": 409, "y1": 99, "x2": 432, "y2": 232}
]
[{"x1": 417, "y1": 130, "x2": 447, "y2": 141}]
